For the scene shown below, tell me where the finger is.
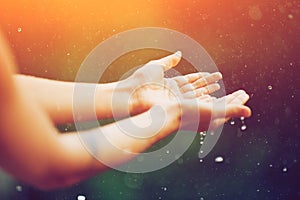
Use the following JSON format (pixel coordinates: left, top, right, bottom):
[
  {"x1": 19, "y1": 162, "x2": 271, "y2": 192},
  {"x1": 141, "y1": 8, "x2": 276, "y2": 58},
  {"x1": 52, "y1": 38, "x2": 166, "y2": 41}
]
[
  {"x1": 180, "y1": 83, "x2": 195, "y2": 93},
  {"x1": 216, "y1": 90, "x2": 246, "y2": 104},
  {"x1": 191, "y1": 72, "x2": 222, "y2": 89},
  {"x1": 182, "y1": 83, "x2": 220, "y2": 96},
  {"x1": 198, "y1": 95, "x2": 216, "y2": 102},
  {"x1": 173, "y1": 72, "x2": 211, "y2": 87},
  {"x1": 214, "y1": 105, "x2": 251, "y2": 119},
  {"x1": 229, "y1": 92, "x2": 250, "y2": 105},
  {"x1": 148, "y1": 51, "x2": 182, "y2": 72}
]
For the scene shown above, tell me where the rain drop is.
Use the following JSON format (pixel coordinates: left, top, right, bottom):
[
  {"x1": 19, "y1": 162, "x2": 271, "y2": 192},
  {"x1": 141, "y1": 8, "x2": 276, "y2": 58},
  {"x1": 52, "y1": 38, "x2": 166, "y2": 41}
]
[
  {"x1": 199, "y1": 159, "x2": 203, "y2": 163},
  {"x1": 241, "y1": 125, "x2": 247, "y2": 131},
  {"x1": 240, "y1": 116, "x2": 245, "y2": 121},
  {"x1": 268, "y1": 85, "x2": 273, "y2": 90},
  {"x1": 16, "y1": 185, "x2": 22, "y2": 192},
  {"x1": 161, "y1": 186, "x2": 167, "y2": 191},
  {"x1": 282, "y1": 167, "x2": 288, "y2": 173},
  {"x1": 215, "y1": 156, "x2": 224, "y2": 163},
  {"x1": 230, "y1": 120, "x2": 235, "y2": 125},
  {"x1": 288, "y1": 14, "x2": 293, "y2": 19},
  {"x1": 77, "y1": 195, "x2": 86, "y2": 200},
  {"x1": 17, "y1": 27, "x2": 22, "y2": 33}
]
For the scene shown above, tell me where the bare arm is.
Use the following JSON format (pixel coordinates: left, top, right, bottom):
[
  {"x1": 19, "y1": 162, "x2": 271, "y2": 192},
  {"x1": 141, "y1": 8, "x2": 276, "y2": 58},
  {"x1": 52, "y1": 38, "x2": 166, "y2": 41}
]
[{"x1": 14, "y1": 52, "x2": 222, "y2": 124}]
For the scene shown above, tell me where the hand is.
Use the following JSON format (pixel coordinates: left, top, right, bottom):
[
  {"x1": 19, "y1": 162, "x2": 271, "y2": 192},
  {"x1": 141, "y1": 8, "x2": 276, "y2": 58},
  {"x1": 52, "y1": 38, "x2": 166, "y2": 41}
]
[
  {"x1": 122, "y1": 51, "x2": 223, "y2": 115},
  {"x1": 180, "y1": 90, "x2": 251, "y2": 132}
]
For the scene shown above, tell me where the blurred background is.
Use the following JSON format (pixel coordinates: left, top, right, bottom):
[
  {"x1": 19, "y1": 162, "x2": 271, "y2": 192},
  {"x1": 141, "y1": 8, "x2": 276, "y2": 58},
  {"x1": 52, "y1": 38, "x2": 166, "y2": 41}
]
[{"x1": 0, "y1": 0, "x2": 299, "y2": 199}]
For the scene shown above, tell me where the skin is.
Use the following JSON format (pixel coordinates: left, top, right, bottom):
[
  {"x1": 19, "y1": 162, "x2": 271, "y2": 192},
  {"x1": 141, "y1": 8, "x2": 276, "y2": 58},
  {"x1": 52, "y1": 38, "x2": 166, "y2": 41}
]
[{"x1": 0, "y1": 30, "x2": 251, "y2": 190}]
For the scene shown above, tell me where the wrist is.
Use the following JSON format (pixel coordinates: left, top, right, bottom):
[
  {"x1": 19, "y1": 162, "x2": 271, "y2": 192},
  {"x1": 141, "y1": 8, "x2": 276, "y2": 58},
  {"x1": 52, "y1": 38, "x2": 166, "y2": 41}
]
[{"x1": 148, "y1": 101, "x2": 182, "y2": 144}]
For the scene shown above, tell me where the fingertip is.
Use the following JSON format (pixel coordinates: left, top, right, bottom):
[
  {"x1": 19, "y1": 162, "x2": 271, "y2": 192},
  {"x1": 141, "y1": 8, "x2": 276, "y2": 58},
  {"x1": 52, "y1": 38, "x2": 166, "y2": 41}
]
[
  {"x1": 174, "y1": 51, "x2": 182, "y2": 58},
  {"x1": 215, "y1": 72, "x2": 223, "y2": 79},
  {"x1": 243, "y1": 106, "x2": 252, "y2": 117}
]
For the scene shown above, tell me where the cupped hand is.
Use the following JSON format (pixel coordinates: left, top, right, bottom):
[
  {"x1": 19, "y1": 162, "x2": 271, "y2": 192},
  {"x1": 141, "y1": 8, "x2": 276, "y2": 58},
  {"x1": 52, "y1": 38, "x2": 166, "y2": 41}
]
[
  {"x1": 179, "y1": 90, "x2": 251, "y2": 132},
  {"x1": 124, "y1": 51, "x2": 223, "y2": 115}
]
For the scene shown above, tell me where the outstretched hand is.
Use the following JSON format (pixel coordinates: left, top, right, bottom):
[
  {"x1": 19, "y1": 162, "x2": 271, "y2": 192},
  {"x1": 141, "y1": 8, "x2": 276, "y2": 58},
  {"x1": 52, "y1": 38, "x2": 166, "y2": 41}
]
[
  {"x1": 124, "y1": 51, "x2": 223, "y2": 115},
  {"x1": 121, "y1": 51, "x2": 251, "y2": 134}
]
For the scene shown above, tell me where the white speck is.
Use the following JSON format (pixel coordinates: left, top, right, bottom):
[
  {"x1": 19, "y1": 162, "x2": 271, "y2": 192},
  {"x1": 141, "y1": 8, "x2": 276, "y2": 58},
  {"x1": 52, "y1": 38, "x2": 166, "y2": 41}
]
[
  {"x1": 256, "y1": 189, "x2": 260, "y2": 192},
  {"x1": 166, "y1": 150, "x2": 170, "y2": 154},
  {"x1": 241, "y1": 125, "x2": 247, "y2": 131},
  {"x1": 16, "y1": 185, "x2": 22, "y2": 192},
  {"x1": 161, "y1": 186, "x2": 167, "y2": 191},
  {"x1": 200, "y1": 141, "x2": 204, "y2": 145},
  {"x1": 199, "y1": 159, "x2": 203, "y2": 163},
  {"x1": 17, "y1": 27, "x2": 22, "y2": 33},
  {"x1": 77, "y1": 195, "x2": 86, "y2": 200},
  {"x1": 268, "y1": 85, "x2": 273, "y2": 90},
  {"x1": 257, "y1": 162, "x2": 260, "y2": 166},
  {"x1": 240, "y1": 117, "x2": 245, "y2": 121},
  {"x1": 288, "y1": 14, "x2": 293, "y2": 19},
  {"x1": 282, "y1": 167, "x2": 288, "y2": 173},
  {"x1": 215, "y1": 156, "x2": 224, "y2": 163},
  {"x1": 67, "y1": 52, "x2": 70, "y2": 56},
  {"x1": 200, "y1": 150, "x2": 204, "y2": 154},
  {"x1": 230, "y1": 120, "x2": 235, "y2": 125},
  {"x1": 200, "y1": 197, "x2": 205, "y2": 200},
  {"x1": 269, "y1": 164, "x2": 273, "y2": 168}
]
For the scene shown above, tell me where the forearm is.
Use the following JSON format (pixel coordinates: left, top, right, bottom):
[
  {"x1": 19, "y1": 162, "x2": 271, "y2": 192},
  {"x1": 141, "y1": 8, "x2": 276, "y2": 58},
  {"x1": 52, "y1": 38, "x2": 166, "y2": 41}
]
[
  {"x1": 14, "y1": 75, "x2": 132, "y2": 123},
  {"x1": 58, "y1": 103, "x2": 181, "y2": 178}
]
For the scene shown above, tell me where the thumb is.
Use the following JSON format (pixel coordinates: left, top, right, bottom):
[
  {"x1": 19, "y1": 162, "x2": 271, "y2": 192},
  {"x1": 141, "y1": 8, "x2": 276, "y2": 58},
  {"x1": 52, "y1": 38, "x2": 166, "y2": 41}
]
[
  {"x1": 148, "y1": 51, "x2": 182, "y2": 71},
  {"x1": 214, "y1": 104, "x2": 251, "y2": 119}
]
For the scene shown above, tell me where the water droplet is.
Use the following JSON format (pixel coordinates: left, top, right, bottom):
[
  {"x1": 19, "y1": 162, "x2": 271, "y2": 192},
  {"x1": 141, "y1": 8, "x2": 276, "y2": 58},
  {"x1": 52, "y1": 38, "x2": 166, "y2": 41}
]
[
  {"x1": 240, "y1": 116, "x2": 245, "y2": 121},
  {"x1": 16, "y1": 185, "x2": 22, "y2": 192},
  {"x1": 200, "y1": 197, "x2": 205, "y2": 200},
  {"x1": 200, "y1": 141, "x2": 204, "y2": 145},
  {"x1": 17, "y1": 27, "x2": 22, "y2": 33},
  {"x1": 288, "y1": 14, "x2": 293, "y2": 19},
  {"x1": 66, "y1": 52, "x2": 70, "y2": 56},
  {"x1": 166, "y1": 150, "x2": 170, "y2": 154},
  {"x1": 161, "y1": 186, "x2": 167, "y2": 191},
  {"x1": 268, "y1": 85, "x2": 273, "y2": 90},
  {"x1": 282, "y1": 167, "x2": 288, "y2": 173},
  {"x1": 241, "y1": 125, "x2": 247, "y2": 131},
  {"x1": 230, "y1": 120, "x2": 235, "y2": 125},
  {"x1": 214, "y1": 156, "x2": 224, "y2": 163},
  {"x1": 269, "y1": 164, "x2": 273, "y2": 168},
  {"x1": 77, "y1": 195, "x2": 86, "y2": 200},
  {"x1": 199, "y1": 159, "x2": 203, "y2": 163}
]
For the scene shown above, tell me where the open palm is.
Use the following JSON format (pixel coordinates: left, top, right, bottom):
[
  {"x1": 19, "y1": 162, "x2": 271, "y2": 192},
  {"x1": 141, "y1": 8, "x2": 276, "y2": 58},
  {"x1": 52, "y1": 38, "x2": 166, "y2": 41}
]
[{"x1": 126, "y1": 51, "x2": 223, "y2": 115}]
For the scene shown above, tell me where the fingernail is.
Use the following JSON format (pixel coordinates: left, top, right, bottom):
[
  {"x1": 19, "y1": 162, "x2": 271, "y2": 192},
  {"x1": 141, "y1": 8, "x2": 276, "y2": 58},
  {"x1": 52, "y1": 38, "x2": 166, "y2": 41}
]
[
  {"x1": 215, "y1": 72, "x2": 223, "y2": 78},
  {"x1": 174, "y1": 51, "x2": 182, "y2": 57}
]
